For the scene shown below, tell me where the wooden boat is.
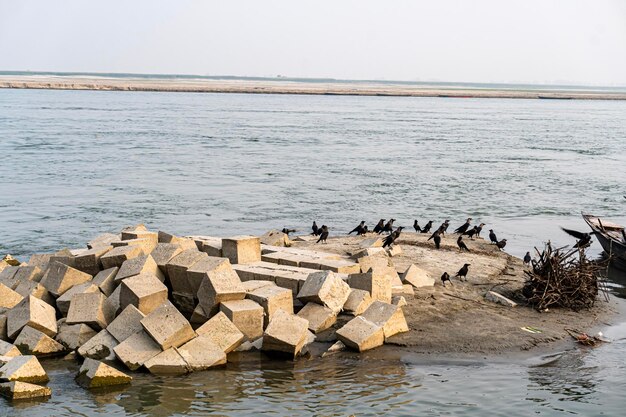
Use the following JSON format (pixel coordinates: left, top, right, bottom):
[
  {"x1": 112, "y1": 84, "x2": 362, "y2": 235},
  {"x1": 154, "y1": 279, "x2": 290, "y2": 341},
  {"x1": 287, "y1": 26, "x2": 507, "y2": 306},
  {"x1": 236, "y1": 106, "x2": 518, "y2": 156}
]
[{"x1": 583, "y1": 213, "x2": 626, "y2": 270}]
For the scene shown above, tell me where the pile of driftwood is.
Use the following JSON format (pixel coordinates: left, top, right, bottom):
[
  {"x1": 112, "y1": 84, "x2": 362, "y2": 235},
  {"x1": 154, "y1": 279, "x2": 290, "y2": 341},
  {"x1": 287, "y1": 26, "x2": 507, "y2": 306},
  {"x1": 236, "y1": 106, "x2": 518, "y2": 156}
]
[{"x1": 522, "y1": 244, "x2": 609, "y2": 311}]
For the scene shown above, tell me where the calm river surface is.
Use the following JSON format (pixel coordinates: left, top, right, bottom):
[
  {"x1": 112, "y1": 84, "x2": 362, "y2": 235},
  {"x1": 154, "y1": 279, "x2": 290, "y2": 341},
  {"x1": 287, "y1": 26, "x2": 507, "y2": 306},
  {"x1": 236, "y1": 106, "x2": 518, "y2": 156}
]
[{"x1": 1, "y1": 89, "x2": 626, "y2": 416}]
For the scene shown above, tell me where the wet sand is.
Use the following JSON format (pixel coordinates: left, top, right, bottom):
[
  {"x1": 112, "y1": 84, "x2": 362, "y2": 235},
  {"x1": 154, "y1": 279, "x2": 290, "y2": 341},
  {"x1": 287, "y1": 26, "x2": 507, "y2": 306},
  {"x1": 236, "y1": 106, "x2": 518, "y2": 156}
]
[{"x1": 2, "y1": 75, "x2": 626, "y2": 100}]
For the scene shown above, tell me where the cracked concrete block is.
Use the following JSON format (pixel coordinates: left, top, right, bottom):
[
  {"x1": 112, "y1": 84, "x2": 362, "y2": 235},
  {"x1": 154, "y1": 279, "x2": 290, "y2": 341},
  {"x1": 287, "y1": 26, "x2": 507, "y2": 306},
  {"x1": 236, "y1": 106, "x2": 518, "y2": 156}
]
[
  {"x1": 77, "y1": 329, "x2": 118, "y2": 361},
  {"x1": 219, "y1": 300, "x2": 264, "y2": 341},
  {"x1": 336, "y1": 316, "x2": 384, "y2": 352},
  {"x1": 348, "y1": 270, "x2": 392, "y2": 303},
  {"x1": 56, "y1": 282, "x2": 100, "y2": 316},
  {"x1": 119, "y1": 273, "x2": 168, "y2": 315},
  {"x1": 144, "y1": 347, "x2": 189, "y2": 375},
  {"x1": 176, "y1": 335, "x2": 227, "y2": 371},
  {"x1": 195, "y1": 312, "x2": 244, "y2": 353},
  {"x1": 92, "y1": 267, "x2": 119, "y2": 297},
  {"x1": 262, "y1": 309, "x2": 309, "y2": 358},
  {"x1": 40, "y1": 261, "x2": 92, "y2": 297},
  {"x1": 7, "y1": 296, "x2": 57, "y2": 339},
  {"x1": 67, "y1": 292, "x2": 115, "y2": 331},
  {"x1": 360, "y1": 301, "x2": 409, "y2": 340},
  {"x1": 140, "y1": 303, "x2": 195, "y2": 350},
  {"x1": 100, "y1": 245, "x2": 145, "y2": 270},
  {"x1": 75, "y1": 358, "x2": 132, "y2": 388},
  {"x1": 246, "y1": 285, "x2": 293, "y2": 326},
  {"x1": 13, "y1": 325, "x2": 66, "y2": 357},
  {"x1": 74, "y1": 246, "x2": 112, "y2": 276},
  {"x1": 222, "y1": 236, "x2": 261, "y2": 265},
  {"x1": 242, "y1": 280, "x2": 275, "y2": 293},
  {"x1": 113, "y1": 330, "x2": 162, "y2": 371},
  {"x1": 296, "y1": 302, "x2": 337, "y2": 333},
  {"x1": 297, "y1": 271, "x2": 351, "y2": 313},
  {"x1": 106, "y1": 305, "x2": 145, "y2": 343},
  {"x1": 0, "y1": 355, "x2": 49, "y2": 383},
  {"x1": 0, "y1": 380, "x2": 51, "y2": 400}
]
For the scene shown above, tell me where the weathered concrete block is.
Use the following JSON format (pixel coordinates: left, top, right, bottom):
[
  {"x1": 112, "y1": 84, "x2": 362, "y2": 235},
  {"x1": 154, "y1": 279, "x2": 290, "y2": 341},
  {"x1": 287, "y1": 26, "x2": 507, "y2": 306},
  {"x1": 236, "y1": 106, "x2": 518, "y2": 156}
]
[
  {"x1": 0, "y1": 340, "x2": 21, "y2": 357},
  {"x1": 176, "y1": 335, "x2": 227, "y2": 371},
  {"x1": 349, "y1": 271, "x2": 392, "y2": 303},
  {"x1": 393, "y1": 284, "x2": 415, "y2": 296},
  {"x1": 87, "y1": 233, "x2": 120, "y2": 250},
  {"x1": 220, "y1": 300, "x2": 264, "y2": 341},
  {"x1": 27, "y1": 254, "x2": 53, "y2": 271},
  {"x1": 296, "y1": 302, "x2": 337, "y2": 333},
  {"x1": 150, "y1": 243, "x2": 183, "y2": 274},
  {"x1": 0, "y1": 355, "x2": 49, "y2": 383},
  {"x1": 360, "y1": 301, "x2": 409, "y2": 340},
  {"x1": 67, "y1": 292, "x2": 115, "y2": 331},
  {"x1": 144, "y1": 347, "x2": 189, "y2": 375},
  {"x1": 189, "y1": 304, "x2": 209, "y2": 327},
  {"x1": 197, "y1": 266, "x2": 246, "y2": 315},
  {"x1": 56, "y1": 282, "x2": 100, "y2": 316},
  {"x1": 370, "y1": 266, "x2": 404, "y2": 288},
  {"x1": 242, "y1": 280, "x2": 275, "y2": 293},
  {"x1": 55, "y1": 320, "x2": 98, "y2": 350},
  {"x1": 103, "y1": 285, "x2": 122, "y2": 317},
  {"x1": 222, "y1": 236, "x2": 261, "y2": 265},
  {"x1": 262, "y1": 309, "x2": 309, "y2": 358},
  {"x1": 116, "y1": 254, "x2": 164, "y2": 283},
  {"x1": 48, "y1": 248, "x2": 76, "y2": 268},
  {"x1": 113, "y1": 330, "x2": 162, "y2": 371},
  {"x1": 121, "y1": 230, "x2": 158, "y2": 243},
  {"x1": 92, "y1": 267, "x2": 118, "y2": 296},
  {"x1": 140, "y1": 303, "x2": 195, "y2": 350},
  {"x1": 0, "y1": 266, "x2": 20, "y2": 290},
  {"x1": 297, "y1": 271, "x2": 351, "y2": 313},
  {"x1": 75, "y1": 358, "x2": 132, "y2": 388},
  {"x1": 171, "y1": 292, "x2": 196, "y2": 316},
  {"x1": 7, "y1": 296, "x2": 57, "y2": 339},
  {"x1": 13, "y1": 281, "x2": 55, "y2": 306},
  {"x1": 402, "y1": 264, "x2": 434, "y2": 288},
  {"x1": 100, "y1": 245, "x2": 145, "y2": 270},
  {"x1": 357, "y1": 255, "x2": 391, "y2": 273},
  {"x1": 77, "y1": 329, "x2": 118, "y2": 361},
  {"x1": 0, "y1": 283, "x2": 23, "y2": 309},
  {"x1": 187, "y1": 256, "x2": 233, "y2": 296},
  {"x1": 40, "y1": 261, "x2": 92, "y2": 297},
  {"x1": 74, "y1": 246, "x2": 112, "y2": 276},
  {"x1": 246, "y1": 285, "x2": 293, "y2": 326},
  {"x1": 13, "y1": 266, "x2": 44, "y2": 284},
  {"x1": 336, "y1": 316, "x2": 384, "y2": 352},
  {"x1": 260, "y1": 230, "x2": 291, "y2": 247},
  {"x1": 386, "y1": 245, "x2": 403, "y2": 257},
  {"x1": 13, "y1": 325, "x2": 66, "y2": 356},
  {"x1": 190, "y1": 236, "x2": 223, "y2": 257},
  {"x1": 342, "y1": 289, "x2": 373, "y2": 316},
  {"x1": 166, "y1": 249, "x2": 207, "y2": 296},
  {"x1": 106, "y1": 305, "x2": 145, "y2": 343},
  {"x1": 0, "y1": 316, "x2": 7, "y2": 342},
  {"x1": 485, "y1": 291, "x2": 517, "y2": 307},
  {"x1": 119, "y1": 273, "x2": 168, "y2": 315},
  {"x1": 0, "y1": 380, "x2": 51, "y2": 400},
  {"x1": 359, "y1": 237, "x2": 384, "y2": 248},
  {"x1": 112, "y1": 238, "x2": 157, "y2": 254},
  {"x1": 195, "y1": 311, "x2": 244, "y2": 353},
  {"x1": 351, "y1": 247, "x2": 387, "y2": 260}
]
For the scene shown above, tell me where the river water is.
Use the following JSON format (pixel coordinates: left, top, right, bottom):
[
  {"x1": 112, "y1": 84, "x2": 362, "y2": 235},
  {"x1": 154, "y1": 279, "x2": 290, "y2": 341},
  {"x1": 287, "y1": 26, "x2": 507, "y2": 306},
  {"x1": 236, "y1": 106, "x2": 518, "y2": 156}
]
[{"x1": 1, "y1": 89, "x2": 626, "y2": 416}]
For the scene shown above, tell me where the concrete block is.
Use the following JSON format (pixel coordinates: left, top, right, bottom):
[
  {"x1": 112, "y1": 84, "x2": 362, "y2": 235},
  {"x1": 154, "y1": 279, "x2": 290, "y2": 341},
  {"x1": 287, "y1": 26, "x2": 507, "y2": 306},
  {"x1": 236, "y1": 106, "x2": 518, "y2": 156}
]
[
  {"x1": 119, "y1": 273, "x2": 168, "y2": 315},
  {"x1": 386, "y1": 245, "x2": 403, "y2": 257},
  {"x1": 87, "y1": 233, "x2": 120, "y2": 250},
  {"x1": 190, "y1": 236, "x2": 223, "y2": 257},
  {"x1": 357, "y1": 255, "x2": 391, "y2": 273},
  {"x1": 56, "y1": 282, "x2": 100, "y2": 316},
  {"x1": 113, "y1": 330, "x2": 162, "y2": 371},
  {"x1": 485, "y1": 291, "x2": 518, "y2": 307},
  {"x1": 296, "y1": 302, "x2": 337, "y2": 333},
  {"x1": 275, "y1": 275, "x2": 304, "y2": 297},
  {"x1": 171, "y1": 292, "x2": 196, "y2": 316},
  {"x1": 77, "y1": 329, "x2": 118, "y2": 361},
  {"x1": 166, "y1": 249, "x2": 207, "y2": 296},
  {"x1": 55, "y1": 320, "x2": 98, "y2": 350},
  {"x1": 112, "y1": 238, "x2": 157, "y2": 253},
  {"x1": 197, "y1": 266, "x2": 246, "y2": 315},
  {"x1": 349, "y1": 271, "x2": 392, "y2": 303},
  {"x1": 104, "y1": 285, "x2": 122, "y2": 317},
  {"x1": 92, "y1": 267, "x2": 118, "y2": 296},
  {"x1": 67, "y1": 292, "x2": 115, "y2": 331},
  {"x1": 0, "y1": 381, "x2": 51, "y2": 400},
  {"x1": 260, "y1": 230, "x2": 291, "y2": 247},
  {"x1": 222, "y1": 236, "x2": 261, "y2": 265},
  {"x1": 144, "y1": 347, "x2": 190, "y2": 375},
  {"x1": 343, "y1": 289, "x2": 373, "y2": 316},
  {"x1": 0, "y1": 316, "x2": 7, "y2": 342},
  {"x1": 176, "y1": 335, "x2": 227, "y2": 371},
  {"x1": 360, "y1": 301, "x2": 409, "y2": 340},
  {"x1": 359, "y1": 237, "x2": 384, "y2": 248},
  {"x1": 40, "y1": 261, "x2": 92, "y2": 297},
  {"x1": 49, "y1": 248, "x2": 76, "y2": 268},
  {"x1": 0, "y1": 340, "x2": 21, "y2": 357},
  {"x1": 187, "y1": 256, "x2": 233, "y2": 296},
  {"x1": 242, "y1": 280, "x2": 275, "y2": 293},
  {"x1": 76, "y1": 358, "x2": 132, "y2": 388},
  {"x1": 140, "y1": 303, "x2": 195, "y2": 350},
  {"x1": 220, "y1": 300, "x2": 264, "y2": 341},
  {"x1": 0, "y1": 266, "x2": 21, "y2": 290},
  {"x1": 301, "y1": 259, "x2": 361, "y2": 274},
  {"x1": 262, "y1": 309, "x2": 309, "y2": 358},
  {"x1": 121, "y1": 230, "x2": 158, "y2": 243},
  {"x1": 0, "y1": 283, "x2": 23, "y2": 309},
  {"x1": 13, "y1": 266, "x2": 44, "y2": 284},
  {"x1": 106, "y1": 305, "x2": 145, "y2": 343},
  {"x1": 189, "y1": 304, "x2": 209, "y2": 327},
  {"x1": 336, "y1": 316, "x2": 384, "y2": 352},
  {"x1": 391, "y1": 295, "x2": 407, "y2": 307},
  {"x1": 74, "y1": 246, "x2": 112, "y2": 276},
  {"x1": 246, "y1": 285, "x2": 293, "y2": 326},
  {"x1": 7, "y1": 296, "x2": 57, "y2": 339},
  {"x1": 14, "y1": 325, "x2": 66, "y2": 356},
  {"x1": 402, "y1": 264, "x2": 434, "y2": 288},
  {"x1": 100, "y1": 245, "x2": 145, "y2": 270},
  {"x1": 150, "y1": 243, "x2": 182, "y2": 273},
  {"x1": 115, "y1": 254, "x2": 164, "y2": 284},
  {"x1": 13, "y1": 281, "x2": 55, "y2": 306},
  {"x1": 195, "y1": 312, "x2": 244, "y2": 353},
  {"x1": 27, "y1": 254, "x2": 53, "y2": 271},
  {"x1": 351, "y1": 247, "x2": 387, "y2": 260},
  {"x1": 0, "y1": 355, "x2": 49, "y2": 383},
  {"x1": 297, "y1": 271, "x2": 351, "y2": 313}
]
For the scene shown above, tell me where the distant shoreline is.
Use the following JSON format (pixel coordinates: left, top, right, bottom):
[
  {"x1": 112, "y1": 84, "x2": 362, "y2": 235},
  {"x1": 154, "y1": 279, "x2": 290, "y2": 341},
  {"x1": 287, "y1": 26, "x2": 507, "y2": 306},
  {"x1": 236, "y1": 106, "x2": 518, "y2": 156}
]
[{"x1": 2, "y1": 74, "x2": 626, "y2": 100}]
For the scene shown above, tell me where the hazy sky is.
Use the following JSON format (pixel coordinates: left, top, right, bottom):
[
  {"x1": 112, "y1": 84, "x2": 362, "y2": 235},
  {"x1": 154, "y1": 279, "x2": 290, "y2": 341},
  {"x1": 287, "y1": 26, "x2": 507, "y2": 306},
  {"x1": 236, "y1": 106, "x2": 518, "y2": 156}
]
[{"x1": 1, "y1": 0, "x2": 625, "y2": 85}]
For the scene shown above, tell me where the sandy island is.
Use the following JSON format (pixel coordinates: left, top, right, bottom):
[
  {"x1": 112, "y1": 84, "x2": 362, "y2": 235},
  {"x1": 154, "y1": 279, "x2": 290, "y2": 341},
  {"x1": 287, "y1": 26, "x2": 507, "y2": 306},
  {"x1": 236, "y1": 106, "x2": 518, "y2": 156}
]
[{"x1": 1, "y1": 75, "x2": 626, "y2": 100}]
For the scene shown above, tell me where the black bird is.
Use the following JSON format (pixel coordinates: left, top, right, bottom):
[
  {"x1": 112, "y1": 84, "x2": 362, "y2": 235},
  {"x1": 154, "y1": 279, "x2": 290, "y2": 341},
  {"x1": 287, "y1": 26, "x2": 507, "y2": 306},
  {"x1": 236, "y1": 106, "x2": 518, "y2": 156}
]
[
  {"x1": 561, "y1": 227, "x2": 593, "y2": 249},
  {"x1": 383, "y1": 226, "x2": 404, "y2": 248},
  {"x1": 316, "y1": 225, "x2": 329, "y2": 244},
  {"x1": 463, "y1": 223, "x2": 484, "y2": 239},
  {"x1": 281, "y1": 228, "x2": 296, "y2": 235},
  {"x1": 455, "y1": 263, "x2": 470, "y2": 281},
  {"x1": 413, "y1": 220, "x2": 422, "y2": 233},
  {"x1": 489, "y1": 229, "x2": 498, "y2": 244},
  {"x1": 312, "y1": 221, "x2": 319, "y2": 236},
  {"x1": 381, "y1": 219, "x2": 396, "y2": 234},
  {"x1": 441, "y1": 272, "x2": 452, "y2": 287},
  {"x1": 373, "y1": 219, "x2": 386, "y2": 234},
  {"x1": 523, "y1": 251, "x2": 532, "y2": 265},
  {"x1": 454, "y1": 218, "x2": 472, "y2": 234},
  {"x1": 457, "y1": 235, "x2": 470, "y2": 252},
  {"x1": 349, "y1": 221, "x2": 366, "y2": 235},
  {"x1": 360, "y1": 225, "x2": 369, "y2": 235},
  {"x1": 421, "y1": 220, "x2": 434, "y2": 234},
  {"x1": 496, "y1": 239, "x2": 507, "y2": 251},
  {"x1": 438, "y1": 220, "x2": 450, "y2": 236},
  {"x1": 428, "y1": 229, "x2": 442, "y2": 249}
]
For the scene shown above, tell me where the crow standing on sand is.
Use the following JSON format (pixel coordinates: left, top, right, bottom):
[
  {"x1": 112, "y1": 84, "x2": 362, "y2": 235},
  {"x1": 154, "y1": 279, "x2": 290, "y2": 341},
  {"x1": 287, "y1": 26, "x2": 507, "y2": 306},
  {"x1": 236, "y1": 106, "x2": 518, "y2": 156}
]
[
  {"x1": 413, "y1": 220, "x2": 422, "y2": 233},
  {"x1": 441, "y1": 272, "x2": 452, "y2": 287},
  {"x1": 523, "y1": 252, "x2": 532, "y2": 266},
  {"x1": 457, "y1": 235, "x2": 470, "y2": 252},
  {"x1": 496, "y1": 239, "x2": 507, "y2": 251},
  {"x1": 489, "y1": 229, "x2": 498, "y2": 244},
  {"x1": 455, "y1": 263, "x2": 470, "y2": 281},
  {"x1": 312, "y1": 221, "x2": 319, "y2": 236},
  {"x1": 561, "y1": 227, "x2": 593, "y2": 249},
  {"x1": 316, "y1": 225, "x2": 329, "y2": 243},
  {"x1": 421, "y1": 220, "x2": 434, "y2": 234},
  {"x1": 454, "y1": 218, "x2": 472, "y2": 234},
  {"x1": 349, "y1": 221, "x2": 366, "y2": 235},
  {"x1": 382, "y1": 219, "x2": 396, "y2": 234},
  {"x1": 464, "y1": 223, "x2": 485, "y2": 239},
  {"x1": 383, "y1": 226, "x2": 404, "y2": 248},
  {"x1": 373, "y1": 219, "x2": 386, "y2": 234},
  {"x1": 428, "y1": 229, "x2": 442, "y2": 249}
]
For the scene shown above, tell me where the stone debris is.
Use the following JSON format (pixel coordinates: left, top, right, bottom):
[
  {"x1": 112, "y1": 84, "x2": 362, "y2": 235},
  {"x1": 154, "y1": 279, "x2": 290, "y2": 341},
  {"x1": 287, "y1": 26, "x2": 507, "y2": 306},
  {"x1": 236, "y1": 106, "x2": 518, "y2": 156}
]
[
  {"x1": 220, "y1": 299, "x2": 264, "y2": 341},
  {"x1": 113, "y1": 330, "x2": 161, "y2": 371},
  {"x1": 40, "y1": 261, "x2": 92, "y2": 297},
  {"x1": 0, "y1": 283, "x2": 23, "y2": 309},
  {"x1": 402, "y1": 264, "x2": 434, "y2": 288},
  {"x1": 13, "y1": 325, "x2": 66, "y2": 356},
  {"x1": 348, "y1": 270, "x2": 392, "y2": 303},
  {"x1": 360, "y1": 301, "x2": 409, "y2": 340},
  {"x1": 116, "y1": 254, "x2": 164, "y2": 283},
  {"x1": 106, "y1": 305, "x2": 145, "y2": 343},
  {"x1": 55, "y1": 320, "x2": 98, "y2": 351},
  {"x1": 297, "y1": 270, "x2": 351, "y2": 313},
  {"x1": 336, "y1": 316, "x2": 384, "y2": 352},
  {"x1": 56, "y1": 282, "x2": 100, "y2": 316},
  {"x1": 7, "y1": 295, "x2": 57, "y2": 339},
  {"x1": 176, "y1": 335, "x2": 227, "y2": 371},
  {"x1": 92, "y1": 267, "x2": 119, "y2": 296},
  {"x1": 140, "y1": 303, "x2": 196, "y2": 350},
  {"x1": 195, "y1": 312, "x2": 244, "y2": 353},
  {"x1": 0, "y1": 340, "x2": 21, "y2": 357},
  {"x1": 0, "y1": 355, "x2": 49, "y2": 383},
  {"x1": 0, "y1": 380, "x2": 51, "y2": 400},
  {"x1": 485, "y1": 291, "x2": 518, "y2": 307},
  {"x1": 246, "y1": 285, "x2": 293, "y2": 326},
  {"x1": 75, "y1": 358, "x2": 132, "y2": 388},
  {"x1": 222, "y1": 236, "x2": 261, "y2": 265},
  {"x1": 143, "y1": 347, "x2": 189, "y2": 375},
  {"x1": 67, "y1": 292, "x2": 115, "y2": 331},
  {"x1": 296, "y1": 302, "x2": 337, "y2": 333},
  {"x1": 342, "y1": 289, "x2": 373, "y2": 316},
  {"x1": 119, "y1": 273, "x2": 168, "y2": 315},
  {"x1": 77, "y1": 330, "x2": 118, "y2": 361},
  {"x1": 262, "y1": 309, "x2": 309, "y2": 358}
]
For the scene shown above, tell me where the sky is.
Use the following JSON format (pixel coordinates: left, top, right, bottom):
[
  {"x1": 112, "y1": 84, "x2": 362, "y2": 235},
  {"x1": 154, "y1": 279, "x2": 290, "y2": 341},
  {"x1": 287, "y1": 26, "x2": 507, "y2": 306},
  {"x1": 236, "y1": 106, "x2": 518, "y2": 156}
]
[{"x1": 1, "y1": 0, "x2": 625, "y2": 86}]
